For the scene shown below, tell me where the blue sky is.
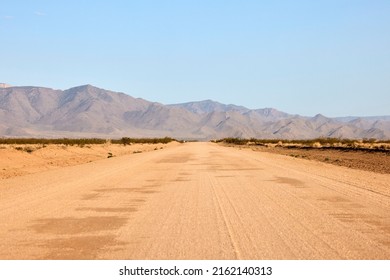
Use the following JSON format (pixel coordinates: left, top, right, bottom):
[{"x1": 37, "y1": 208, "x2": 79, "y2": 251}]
[{"x1": 1, "y1": 0, "x2": 389, "y2": 117}]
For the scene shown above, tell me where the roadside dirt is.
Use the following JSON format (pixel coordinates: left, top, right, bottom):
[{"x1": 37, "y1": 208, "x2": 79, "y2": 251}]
[
  {"x1": 0, "y1": 142, "x2": 178, "y2": 179},
  {"x1": 223, "y1": 144, "x2": 390, "y2": 174}
]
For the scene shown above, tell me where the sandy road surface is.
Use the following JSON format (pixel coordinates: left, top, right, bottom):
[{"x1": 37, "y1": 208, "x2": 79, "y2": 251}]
[{"x1": 0, "y1": 142, "x2": 389, "y2": 259}]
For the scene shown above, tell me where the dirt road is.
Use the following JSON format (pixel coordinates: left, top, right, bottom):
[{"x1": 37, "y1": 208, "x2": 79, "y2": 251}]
[{"x1": 0, "y1": 142, "x2": 389, "y2": 259}]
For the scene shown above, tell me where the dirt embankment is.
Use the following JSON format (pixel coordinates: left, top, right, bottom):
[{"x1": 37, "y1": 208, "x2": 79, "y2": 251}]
[
  {"x1": 0, "y1": 142, "x2": 179, "y2": 179},
  {"x1": 222, "y1": 144, "x2": 390, "y2": 174}
]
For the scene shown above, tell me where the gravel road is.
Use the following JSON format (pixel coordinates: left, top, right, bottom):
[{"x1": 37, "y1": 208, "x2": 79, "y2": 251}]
[{"x1": 1, "y1": 142, "x2": 389, "y2": 259}]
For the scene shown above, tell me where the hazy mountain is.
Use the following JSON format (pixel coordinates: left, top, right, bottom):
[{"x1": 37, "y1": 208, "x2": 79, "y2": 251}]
[
  {"x1": 1, "y1": 84, "x2": 389, "y2": 139},
  {"x1": 168, "y1": 100, "x2": 249, "y2": 114}
]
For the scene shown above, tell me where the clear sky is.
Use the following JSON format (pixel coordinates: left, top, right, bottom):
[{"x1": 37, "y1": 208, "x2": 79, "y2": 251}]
[{"x1": 1, "y1": 0, "x2": 389, "y2": 117}]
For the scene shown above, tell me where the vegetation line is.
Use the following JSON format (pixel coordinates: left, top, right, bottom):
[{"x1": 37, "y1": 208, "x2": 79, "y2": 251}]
[
  {"x1": 215, "y1": 137, "x2": 390, "y2": 145},
  {"x1": 215, "y1": 137, "x2": 390, "y2": 152},
  {"x1": 0, "y1": 137, "x2": 177, "y2": 145}
]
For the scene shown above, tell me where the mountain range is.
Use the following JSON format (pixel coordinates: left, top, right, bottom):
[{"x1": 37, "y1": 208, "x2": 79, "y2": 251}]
[{"x1": 1, "y1": 84, "x2": 389, "y2": 140}]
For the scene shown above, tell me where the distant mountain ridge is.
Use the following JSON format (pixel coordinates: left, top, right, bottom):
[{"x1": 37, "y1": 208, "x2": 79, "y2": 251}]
[{"x1": 1, "y1": 84, "x2": 389, "y2": 139}]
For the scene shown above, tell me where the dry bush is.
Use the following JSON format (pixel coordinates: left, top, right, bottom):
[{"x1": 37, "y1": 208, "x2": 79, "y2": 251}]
[{"x1": 111, "y1": 137, "x2": 176, "y2": 145}]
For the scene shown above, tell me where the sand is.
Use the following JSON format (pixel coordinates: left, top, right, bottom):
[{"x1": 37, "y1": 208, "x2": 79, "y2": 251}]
[{"x1": 0, "y1": 142, "x2": 176, "y2": 179}]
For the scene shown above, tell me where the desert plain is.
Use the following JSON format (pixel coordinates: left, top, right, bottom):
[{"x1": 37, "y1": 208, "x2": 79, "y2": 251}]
[{"x1": 0, "y1": 141, "x2": 389, "y2": 259}]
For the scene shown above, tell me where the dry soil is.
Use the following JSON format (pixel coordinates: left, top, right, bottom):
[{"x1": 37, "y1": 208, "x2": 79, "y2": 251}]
[{"x1": 0, "y1": 142, "x2": 389, "y2": 259}]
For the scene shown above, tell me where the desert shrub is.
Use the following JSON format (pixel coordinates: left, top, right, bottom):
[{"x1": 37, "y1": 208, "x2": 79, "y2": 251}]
[
  {"x1": 24, "y1": 147, "x2": 34, "y2": 153},
  {"x1": 363, "y1": 138, "x2": 377, "y2": 143},
  {"x1": 312, "y1": 142, "x2": 322, "y2": 148},
  {"x1": 219, "y1": 138, "x2": 249, "y2": 145},
  {"x1": 14, "y1": 146, "x2": 34, "y2": 153},
  {"x1": 112, "y1": 137, "x2": 176, "y2": 145}
]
